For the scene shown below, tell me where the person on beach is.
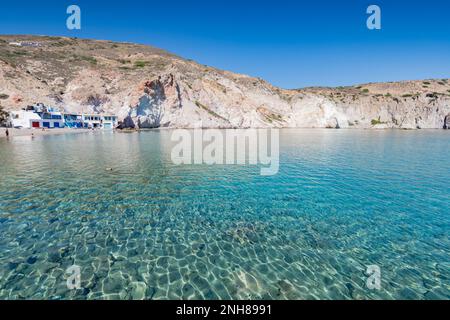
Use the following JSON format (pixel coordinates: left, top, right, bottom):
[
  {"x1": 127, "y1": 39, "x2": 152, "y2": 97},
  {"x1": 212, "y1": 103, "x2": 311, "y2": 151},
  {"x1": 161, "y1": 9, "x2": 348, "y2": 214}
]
[{"x1": 5, "y1": 128, "x2": 9, "y2": 137}]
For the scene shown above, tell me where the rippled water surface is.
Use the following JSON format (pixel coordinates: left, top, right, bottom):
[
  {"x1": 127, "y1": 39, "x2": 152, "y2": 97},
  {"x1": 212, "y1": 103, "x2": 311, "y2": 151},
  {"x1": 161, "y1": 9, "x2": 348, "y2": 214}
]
[{"x1": 0, "y1": 129, "x2": 449, "y2": 300}]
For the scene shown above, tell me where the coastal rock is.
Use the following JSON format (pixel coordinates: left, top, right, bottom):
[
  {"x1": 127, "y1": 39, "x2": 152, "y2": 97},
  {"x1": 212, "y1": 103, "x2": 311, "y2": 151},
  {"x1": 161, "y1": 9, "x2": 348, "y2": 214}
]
[{"x1": 1, "y1": 35, "x2": 450, "y2": 129}]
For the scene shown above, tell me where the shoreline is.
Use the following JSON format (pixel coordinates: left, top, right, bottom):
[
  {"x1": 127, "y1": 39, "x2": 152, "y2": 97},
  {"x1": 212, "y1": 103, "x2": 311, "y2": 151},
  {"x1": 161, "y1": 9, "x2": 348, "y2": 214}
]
[
  {"x1": 127, "y1": 127, "x2": 449, "y2": 131},
  {"x1": 1, "y1": 127, "x2": 448, "y2": 139},
  {"x1": 0, "y1": 127, "x2": 92, "y2": 138}
]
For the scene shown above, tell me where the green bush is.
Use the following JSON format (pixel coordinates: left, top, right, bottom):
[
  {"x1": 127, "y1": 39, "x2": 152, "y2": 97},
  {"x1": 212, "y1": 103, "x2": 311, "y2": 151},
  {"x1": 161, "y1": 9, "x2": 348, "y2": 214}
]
[
  {"x1": 134, "y1": 60, "x2": 148, "y2": 68},
  {"x1": 73, "y1": 55, "x2": 97, "y2": 65},
  {"x1": 371, "y1": 117, "x2": 385, "y2": 126},
  {"x1": 12, "y1": 50, "x2": 27, "y2": 56}
]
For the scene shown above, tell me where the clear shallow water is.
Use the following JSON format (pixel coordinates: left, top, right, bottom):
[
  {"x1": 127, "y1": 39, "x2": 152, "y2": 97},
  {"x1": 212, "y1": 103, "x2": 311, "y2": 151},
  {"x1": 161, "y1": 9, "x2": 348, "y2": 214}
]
[{"x1": 0, "y1": 129, "x2": 449, "y2": 300}]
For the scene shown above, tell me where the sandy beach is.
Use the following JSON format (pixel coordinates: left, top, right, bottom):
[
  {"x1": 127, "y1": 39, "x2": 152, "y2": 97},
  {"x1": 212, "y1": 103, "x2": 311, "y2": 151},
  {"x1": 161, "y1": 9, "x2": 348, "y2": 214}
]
[{"x1": 0, "y1": 127, "x2": 92, "y2": 138}]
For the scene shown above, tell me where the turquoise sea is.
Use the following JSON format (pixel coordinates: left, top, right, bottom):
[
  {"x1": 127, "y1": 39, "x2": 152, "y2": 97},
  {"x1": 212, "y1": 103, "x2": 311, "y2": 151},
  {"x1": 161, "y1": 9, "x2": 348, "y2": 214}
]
[{"x1": 0, "y1": 129, "x2": 449, "y2": 300}]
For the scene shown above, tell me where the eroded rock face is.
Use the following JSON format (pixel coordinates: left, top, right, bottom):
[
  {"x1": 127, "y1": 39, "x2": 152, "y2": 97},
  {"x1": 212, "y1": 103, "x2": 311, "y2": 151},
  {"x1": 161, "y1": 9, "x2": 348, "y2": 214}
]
[{"x1": 120, "y1": 74, "x2": 184, "y2": 129}]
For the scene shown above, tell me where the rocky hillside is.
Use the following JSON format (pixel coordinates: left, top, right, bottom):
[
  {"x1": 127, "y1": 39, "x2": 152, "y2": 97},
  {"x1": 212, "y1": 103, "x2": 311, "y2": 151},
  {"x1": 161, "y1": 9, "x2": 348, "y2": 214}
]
[{"x1": 1, "y1": 35, "x2": 450, "y2": 129}]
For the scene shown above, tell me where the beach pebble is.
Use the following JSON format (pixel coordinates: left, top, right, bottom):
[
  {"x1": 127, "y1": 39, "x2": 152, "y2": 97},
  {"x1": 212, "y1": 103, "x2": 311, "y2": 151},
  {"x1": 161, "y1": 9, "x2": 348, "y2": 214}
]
[{"x1": 130, "y1": 282, "x2": 147, "y2": 300}]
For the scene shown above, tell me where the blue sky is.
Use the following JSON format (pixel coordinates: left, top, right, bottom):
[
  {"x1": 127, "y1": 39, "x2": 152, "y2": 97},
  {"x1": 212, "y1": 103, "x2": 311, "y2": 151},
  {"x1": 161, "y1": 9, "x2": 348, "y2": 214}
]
[{"x1": 1, "y1": 0, "x2": 449, "y2": 88}]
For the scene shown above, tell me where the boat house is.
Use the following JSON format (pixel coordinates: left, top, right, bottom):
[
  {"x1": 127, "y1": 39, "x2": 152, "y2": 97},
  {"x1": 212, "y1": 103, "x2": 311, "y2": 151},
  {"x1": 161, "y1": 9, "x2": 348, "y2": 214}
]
[
  {"x1": 9, "y1": 103, "x2": 118, "y2": 130},
  {"x1": 10, "y1": 104, "x2": 65, "y2": 129},
  {"x1": 10, "y1": 110, "x2": 42, "y2": 129},
  {"x1": 101, "y1": 115, "x2": 118, "y2": 129},
  {"x1": 64, "y1": 113, "x2": 84, "y2": 128},
  {"x1": 82, "y1": 114, "x2": 118, "y2": 129}
]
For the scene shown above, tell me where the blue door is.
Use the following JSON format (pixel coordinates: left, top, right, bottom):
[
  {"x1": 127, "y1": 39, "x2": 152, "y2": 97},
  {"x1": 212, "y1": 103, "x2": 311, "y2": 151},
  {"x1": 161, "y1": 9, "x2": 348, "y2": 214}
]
[
  {"x1": 43, "y1": 122, "x2": 50, "y2": 128},
  {"x1": 54, "y1": 122, "x2": 60, "y2": 128}
]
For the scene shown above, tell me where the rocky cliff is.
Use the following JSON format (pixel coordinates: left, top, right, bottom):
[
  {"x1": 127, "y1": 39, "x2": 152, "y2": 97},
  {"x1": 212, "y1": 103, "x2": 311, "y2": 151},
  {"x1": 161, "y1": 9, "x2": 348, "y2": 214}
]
[{"x1": 1, "y1": 35, "x2": 449, "y2": 129}]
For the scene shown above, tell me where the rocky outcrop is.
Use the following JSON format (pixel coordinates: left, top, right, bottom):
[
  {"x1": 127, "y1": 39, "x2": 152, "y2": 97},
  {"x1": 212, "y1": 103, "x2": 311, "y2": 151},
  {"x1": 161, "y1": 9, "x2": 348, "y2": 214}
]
[
  {"x1": 444, "y1": 114, "x2": 450, "y2": 129},
  {"x1": 124, "y1": 76, "x2": 172, "y2": 129},
  {"x1": 1, "y1": 35, "x2": 450, "y2": 129}
]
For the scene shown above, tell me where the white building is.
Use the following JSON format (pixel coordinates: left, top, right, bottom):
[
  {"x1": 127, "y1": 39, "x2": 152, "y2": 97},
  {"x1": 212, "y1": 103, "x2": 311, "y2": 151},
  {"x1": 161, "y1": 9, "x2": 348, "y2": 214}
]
[
  {"x1": 10, "y1": 110, "x2": 42, "y2": 129},
  {"x1": 82, "y1": 114, "x2": 118, "y2": 129},
  {"x1": 9, "y1": 106, "x2": 117, "y2": 130},
  {"x1": 9, "y1": 41, "x2": 42, "y2": 47},
  {"x1": 10, "y1": 110, "x2": 65, "y2": 129},
  {"x1": 82, "y1": 114, "x2": 102, "y2": 129},
  {"x1": 38, "y1": 111, "x2": 65, "y2": 128},
  {"x1": 101, "y1": 115, "x2": 118, "y2": 129}
]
